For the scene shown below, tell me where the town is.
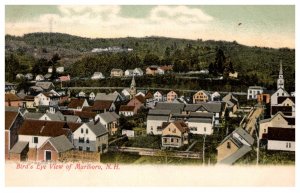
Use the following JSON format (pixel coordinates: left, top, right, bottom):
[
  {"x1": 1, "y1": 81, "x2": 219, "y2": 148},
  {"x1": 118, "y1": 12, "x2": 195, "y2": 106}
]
[{"x1": 5, "y1": 59, "x2": 295, "y2": 165}]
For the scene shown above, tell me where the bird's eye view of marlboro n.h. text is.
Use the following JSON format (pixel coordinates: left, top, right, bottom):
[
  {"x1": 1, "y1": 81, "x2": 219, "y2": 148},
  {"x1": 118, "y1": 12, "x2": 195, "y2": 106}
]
[{"x1": 3, "y1": 2, "x2": 297, "y2": 187}]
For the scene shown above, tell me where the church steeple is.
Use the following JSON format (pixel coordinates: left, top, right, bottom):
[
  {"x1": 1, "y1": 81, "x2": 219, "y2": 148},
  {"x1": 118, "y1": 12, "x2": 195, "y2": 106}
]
[
  {"x1": 277, "y1": 60, "x2": 284, "y2": 90},
  {"x1": 129, "y1": 75, "x2": 136, "y2": 99}
]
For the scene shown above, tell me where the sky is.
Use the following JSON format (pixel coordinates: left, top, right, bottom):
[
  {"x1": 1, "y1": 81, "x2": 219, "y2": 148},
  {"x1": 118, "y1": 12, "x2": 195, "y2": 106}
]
[{"x1": 5, "y1": 5, "x2": 295, "y2": 48}]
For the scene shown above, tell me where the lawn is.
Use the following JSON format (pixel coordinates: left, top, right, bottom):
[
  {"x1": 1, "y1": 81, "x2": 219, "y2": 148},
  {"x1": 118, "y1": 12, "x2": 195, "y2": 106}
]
[{"x1": 124, "y1": 135, "x2": 161, "y2": 149}]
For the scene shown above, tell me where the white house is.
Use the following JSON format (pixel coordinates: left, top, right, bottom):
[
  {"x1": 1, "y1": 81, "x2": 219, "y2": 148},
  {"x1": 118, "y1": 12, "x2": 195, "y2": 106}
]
[
  {"x1": 35, "y1": 74, "x2": 45, "y2": 81},
  {"x1": 157, "y1": 68, "x2": 165, "y2": 75},
  {"x1": 153, "y1": 91, "x2": 164, "y2": 102},
  {"x1": 122, "y1": 130, "x2": 135, "y2": 138},
  {"x1": 211, "y1": 92, "x2": 221, "y2": 101},
  {"x1": 78, "y1": 91, "x2": 86, "y2": 98},
  {"x1": 48, "y1": 67, "x2": 53, "y2": 73},
  {"x1": 271, "y1": 88, "x2": 290, "y2": 105},
  {"x1": 16, "y1": 73, "x2": 24, "y2": 79},
  {"x1": 187, "y1": 112, "x2": 215, "y2": 135},
  {"x1": 146, "y1": 109, "x2": 171, "y2": 135},
  {"x1": 89, "y1": 92, "x2": 96, "y2": 101},
  {"x1": 119, "y1": 105, "x2": 135, "y2": 117},
  {"x1": 56, "y1": 67, "x2": 64, "y2": 73},
  {"x1": 25, "y1": 73, "x2": 33, "y2": 80},
  {"x1": 121, "y1": 88, "x2": 131, "y2": 99},
  {"x1": 247, "y1": 86, "x2": 265, "y2": 100},
  {"x1": 34, "y1": 92, "x2": 59, "y2": 107},
  {"x1": 124, "y1": 70, "x2": 134, "y2": 77},
  {"x1": 133, "y1": 68, "x2": 143, "y2": 76},
  {"x1": 91, "y1": 72, "x2": 105, "y2": 80},
  {"x1": 98, "y1": 112, "x2": 120, "y2": 135},
  {"x1": 73, "y1": 122, "x2": 108, "y2": 152}
]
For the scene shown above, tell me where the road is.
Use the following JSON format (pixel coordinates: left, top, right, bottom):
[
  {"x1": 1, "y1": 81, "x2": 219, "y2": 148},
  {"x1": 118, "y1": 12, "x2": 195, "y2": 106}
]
[{"x1": 245, "y1": 107, "x2": 264, "y2": 135}]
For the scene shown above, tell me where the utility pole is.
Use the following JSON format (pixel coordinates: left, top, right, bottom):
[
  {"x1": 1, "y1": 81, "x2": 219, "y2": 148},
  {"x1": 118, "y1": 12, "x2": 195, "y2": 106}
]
[
  {"x1": 255, "y1": 119, "x2": 260, "y2": 165},
  {"x1": 202, "y1": 134, "x2": 206, "y2": 165}
]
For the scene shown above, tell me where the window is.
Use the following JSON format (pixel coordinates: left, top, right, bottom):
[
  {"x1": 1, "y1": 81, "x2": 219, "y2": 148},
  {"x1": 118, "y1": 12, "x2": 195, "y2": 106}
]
[
  {"x1": 33, "y1": 137, "x2": 38, "y2": 144},
  {"x1": 86, "y1": 147, "x2": 90, "y2": 151},
  {"x1": 172, "y1": 129, "x2": 176, "y2": 133},
  {"x1": 151, "y1": 126, "x2": 153, "y2": 130},
  {"x1": 86, "y1": 138, "x2": 90, "y2": 144},
  {"x1": 164, "y1": 138, "x2": 167, "y2": 143},
  {"x1": 264, "y1": 129, "x2": 266, "y2": 133},
  {"x1": 79, "y1": 137, "x2": 84, "y2": 143},
  {"x1": 78, "y1": 146, "x2": 83, "y2": 151},
  {"x1": 227, "y1": 142, "x2": 231, "y2": 149},
  {"x1": 86, "y1": 129, "x2": 88, "y2": 134},
  {"x1": 282, "y1": 93, "x2": 284, "y2": 96},
  {"x1": 81, "y1": 128, "x2": 83, "y2": 133},
  {"x1": 204, "y1": 127, "x2": 206, "y2": 132},
  {"x1": 171, "y1": 138, "x2": 174, "y2": 143},
  {"x1": 287, "y1": 143, "x2": 291, "y2": 148},
  {"x1": 277, "y1": 93, "x2": 279, "y2": 96},
  {"x1": 176, "y1": 139, "x2": 179, "y2": 143}
]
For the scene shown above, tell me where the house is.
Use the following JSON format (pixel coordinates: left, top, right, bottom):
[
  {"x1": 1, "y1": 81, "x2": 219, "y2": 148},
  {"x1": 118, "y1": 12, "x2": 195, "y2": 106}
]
[
  {"x1": 146, "y1": 65, "x2": 164, "y2": 75},
  {"x1": 98, "y1": 112, "x2": 120, "y2": 135},
  {"x1": 25, "y1": 73, "x2": 33, "y2": 80},
  {"x1": 222, "y1": 93, "x2": 239, "y2": 117},
  {"x1": 73, "y1": 110, "x2": 98, "y2": 123},
  {"x1": 110, "y1": 68, "x2": 124, "y2": 77},
  {"x1": 155, "y1": 102, "x2": 185, "y2": 114},
  {"x1": 77, "y1": 91, "x2": 86, "y2": 98},
  {"x1": 39, "y1": 112, "x2": 81, "y2": 123},
  {"x1": 193, "y1": 90, "x2": 211, "y2": 103},
  {"x1": 229, "y1": 72, "x2": 238, "y2": 78},
  {"x1": 34, "y1": 92, "x2": 60, "y2": 107},
  {"x1": 121, "y1": 88, "x2": 131, "y2": 99},
  {"x1": 56, "y1": 67, "x2": 64, "y2": 73},
  {"x1": 211, "y1": 92, "x2": 221, "y2": 101},
  {"x1": 257, "y1": 90, "x2": 274, "y2": 104},
  {"x1": 95, "y1": 92, "x2": 122, "y2": 103},
  {"x1": 133, "y1": 68, "x2": 143, "y2": 76},
  {"x1": 23, "y1": 95, "x2": 35, "y2": 109},
  {"x1": 153, "y1": 91, "x2": 164, "y2": 102},
  {"x1": 44, "y1": 73, "x2": 52, "y2": 80},
  {"x1": 122, "y1": 130, "x2": 135, "y2": 138},
  {"x1": 271, "y1": 106, "x2": 292, "y2": 117},
  {"x1": 48, "y1": 66, "x2": 53, "y2": 73},
  {"x1": 59, "y1": 74, "x2": 70, "y2": 82},
  {"x1": 16, "y1": 73, "x2": 24, "y2": 79},
  {"x1": 5, "y1": 82, "x2": 17, "y2": 94},
  {"x1": 35, "y1": 74, "x2": 45, "y2": 81},
  {"x1": 247, "y1": 86, "x2": 265, "y2": 100},
  {"x1": 277, "y1": 96, "x2": 295, "y2": 116},
  {"x1": 270, "y1": 88, "x2": 290, "y2": 105},
  {"x1": 18, "y1": 120, "x2": 81, "y2": 161},
  {"x1": 187, "y1": 112, "x2": 214, "y2": 135},
  {"x1": 266, "y1": 127, "x2": 295, "y2": 151},
  {"x1": 119, "y1": 105, "x2": 135, "y2": 117},
  {"x1": 35, "y1": 81, "x2": 54, "y2": 91},
  {"x1": 73, "y1": 121, "x2": 108, "y2": 153},
  {"x1": 216, "y1": 128, "x2": 254, "y2": 165},
  {"x1": 259, "y1": 112, "x2": 294, "y2": 140},
  {"x1": 167, "y1": 91, "x2": 178, "y2": 102},
  {"x1": 23, "y1": 112, "x2": 44, "y2": 120},
  {"x1": 161, "y1": 121, "x2": 189, "y2": 148},
  {"x1": 89, "y1": 92, "x2": 96, "y2": 101},
  {"x1": 5, "y1": 93, "x2": 23, "y2": 107},
  {"x1": 159, "y1": 65, "x2": 173, "y2": 74},
  {"x1": 126, "y1": 95, "x2": 145, "y2": 114},
  {"x1": 91, "y1": 100, "x2": 116, "y2": 114},
  {"x1": 146, "y1": 109, "x2": 171, "y2": 135},
  {"x1": 91, "y1": 72, "x2": 105, "y2": 80},
  {"x1": 124, "y1": 69, "x2": 134, "y2": 77},
  {"x1": 67, "y1": 98, "x2": 89, "y2": 111},
  {"x1": 37, "y1": 135, "x2": 74, "y2": 162},
  {"x1": 9, "y1": 141, "x2": 29, "y2": 162},
  {"x1": 145, "y1": 91, "x2": 155, "y2": 108},
  {"x1": 5, "y1": 111, "x2": 23, "y2": 160},
  {"x1": 183, "y1": 102, "x2": 223, "y2": 125}
]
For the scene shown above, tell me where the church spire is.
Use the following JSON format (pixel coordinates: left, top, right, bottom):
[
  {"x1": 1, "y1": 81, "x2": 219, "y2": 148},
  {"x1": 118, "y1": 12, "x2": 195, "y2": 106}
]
[
  {"x1": 277, "y1": 60, "x2": 284, "y2": 90},
  {"x1": 131, "y1": 75, "x2": 136, "y2": 88},
  {"x1": 129, "y1": 75, "x2": 136, "y2": 99}
]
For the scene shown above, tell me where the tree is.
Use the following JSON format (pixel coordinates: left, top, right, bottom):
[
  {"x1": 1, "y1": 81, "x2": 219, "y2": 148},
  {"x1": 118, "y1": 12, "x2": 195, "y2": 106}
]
[
  {"x1": 208, "y1": 62, "x2": 214, "y2": 74},
  {"x1": 143, "y1": 53, "x2": 160, "y2": 66},
  {"x1": 5, "y1": 54, "x2": 20, "y2": 81}
]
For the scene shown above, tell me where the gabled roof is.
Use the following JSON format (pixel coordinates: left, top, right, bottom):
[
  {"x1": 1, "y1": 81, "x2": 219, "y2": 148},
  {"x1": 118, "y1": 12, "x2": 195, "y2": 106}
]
[
  {"x1": 5, "y1": 106, "x2": 19, "y2": 112},
  {"x1": 144, "y1": 91, "x2": 153, "y2": 99},
  {"x1": 267, "y1": 127, "x2": 295, "y2": 141},
  {"x1": 235, "y1": 128, "x2": 254, "y2": 145},
  {"x1": 99, "y1": 112, "x2": 120, "y2": 123},
  {"x1": 47, "y1": 135, "x2": 74, "y2": 152},
  {"x1": 24, "y1": 112, "x2": 44, "y2": 120},
  {"x1": 5, "y1": 111, "x2": 19, "y2": 130},
  {"x1": 111, "y1": 68, "x2": 123, "y2": 72},
  {"x1": 5, "y1": 93, "x2": 21, "y2": 101},
  {"x1": 68, "y1": 98, "x2": 87, "y2": 109},
  {"x1": 184, "y1": 102, "x2": 222, "y2": 113},
  {"x1": 35, "y1": 81, "x2": 54, "y2": 90},
  {"x1": 10, "y1": 141, "x2": 29, "y2": 154},
  {"x1": 148, "y1": 109, "x2": 171, "y2": 115},
  {"x1": 119, "y1": 105, "x2": 135, "y2": 112},
  {"x1": 18, "y1": 120, "x2": 82, "y2": 137},
  {"x1": 260, "y1": 112, "x2": 294, "y2": 125},
  {"x1": 194, "y1": 90, "x2": 210, "y2": 97},
  {"x1": 95, "y1": 93, "x2": 119, "y2": 101},
  {"x1": 155, "y1": 102, "x2": 185, "y2": 114},
  {"x1": 133, "y1": 95, "x2": 145, "y2": 103},
  {"x1": 218, "y1": 145, "x2": 252, "y2": 165},
  {"x1": 163, "y1": 120, "x2": 189, "y2": 133},
  {"x1": 92, "y1": 100, "x2": 113, "y2": 111},
  {"x1": 189, "y1": 112, "x2": 214, "y2": 118},
  {"x1": 85, "y1": 122, "x2": 108, "y2": 137},
  {"x1": 74, "y1": 111, "x2": 96, "y2": 119}
]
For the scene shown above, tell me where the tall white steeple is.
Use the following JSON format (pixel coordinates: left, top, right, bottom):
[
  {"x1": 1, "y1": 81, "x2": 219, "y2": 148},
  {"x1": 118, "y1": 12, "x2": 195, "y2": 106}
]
[
  {"x1": 277, "y1": 60, "x2": 284, "y2": 90},
  {"x1": 129, "y1": 75, "x2": 136, "y2": 99}
]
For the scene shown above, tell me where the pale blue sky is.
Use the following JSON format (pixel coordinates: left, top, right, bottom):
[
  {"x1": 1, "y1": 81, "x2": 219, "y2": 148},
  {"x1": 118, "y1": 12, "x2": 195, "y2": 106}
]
[{"x1": 5, "y1": 5, "x2": 295, "y2": 48}]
